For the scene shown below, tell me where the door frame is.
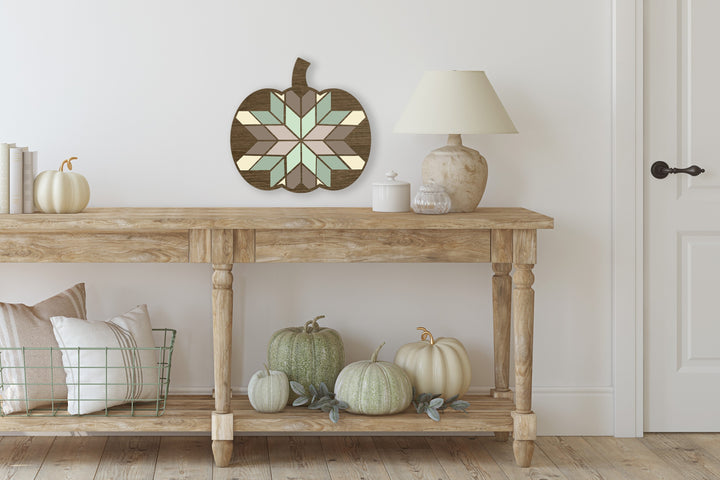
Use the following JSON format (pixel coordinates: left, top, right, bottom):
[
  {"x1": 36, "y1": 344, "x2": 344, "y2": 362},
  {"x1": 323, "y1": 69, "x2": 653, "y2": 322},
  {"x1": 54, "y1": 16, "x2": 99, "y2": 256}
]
[{"x1": 612, "y1": 0, "x2": 644, "y2": 437}]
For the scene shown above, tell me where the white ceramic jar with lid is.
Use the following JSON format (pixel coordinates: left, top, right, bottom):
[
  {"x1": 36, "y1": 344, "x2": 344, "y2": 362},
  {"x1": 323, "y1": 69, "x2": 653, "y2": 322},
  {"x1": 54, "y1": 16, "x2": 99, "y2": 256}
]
[{"x1": 372, "y1": 171, "x2": 411, "y2": 212}]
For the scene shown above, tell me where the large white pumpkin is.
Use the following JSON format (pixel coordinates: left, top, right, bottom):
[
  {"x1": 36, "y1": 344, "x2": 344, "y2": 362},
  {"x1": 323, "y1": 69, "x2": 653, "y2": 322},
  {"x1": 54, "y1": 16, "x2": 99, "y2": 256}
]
[
  {"x1": 335, "y1": 342, "x2": 413, "y2": 415},
  {"x1": 34, "y1": 157, "x2": 90, "y2": 214},
  {"x1": 394, "y1": 327, "x2": 472, "y2": 399},
  {"x1": 247, "y1": 366, "x2": 289, "y2": 413}
]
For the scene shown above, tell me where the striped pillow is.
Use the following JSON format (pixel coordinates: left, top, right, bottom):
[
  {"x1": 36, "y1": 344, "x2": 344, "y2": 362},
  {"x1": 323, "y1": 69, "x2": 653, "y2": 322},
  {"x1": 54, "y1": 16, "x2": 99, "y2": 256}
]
[
  {"x1": 51, "y1": 304, "x2": 159, "y2": 415},
  {"x1": 0, "y1": 283, "x2": 87, "y2": 414}
]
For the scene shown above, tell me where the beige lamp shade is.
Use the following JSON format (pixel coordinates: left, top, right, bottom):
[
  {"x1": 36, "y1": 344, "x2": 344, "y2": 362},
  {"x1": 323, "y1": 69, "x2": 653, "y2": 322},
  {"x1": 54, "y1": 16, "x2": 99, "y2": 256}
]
[{"x1": 394, "y1": 71, "x2": 517, "y2": 134}]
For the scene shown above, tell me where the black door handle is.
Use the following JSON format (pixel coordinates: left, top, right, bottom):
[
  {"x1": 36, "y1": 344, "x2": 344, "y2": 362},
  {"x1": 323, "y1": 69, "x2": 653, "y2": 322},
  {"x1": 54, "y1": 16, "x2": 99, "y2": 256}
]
[{"x1": 651, "y1": 161, "x2": 705, "y2": 179}]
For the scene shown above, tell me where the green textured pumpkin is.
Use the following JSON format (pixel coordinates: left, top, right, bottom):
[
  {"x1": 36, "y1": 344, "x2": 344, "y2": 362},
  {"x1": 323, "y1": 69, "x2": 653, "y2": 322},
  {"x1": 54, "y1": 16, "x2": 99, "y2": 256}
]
[
  {"x1": 267, "y1": 315, "x2": 344, "y2": 402},
  {"x1": 334, "y1": 342, "x2": 413, "y2": 415}
]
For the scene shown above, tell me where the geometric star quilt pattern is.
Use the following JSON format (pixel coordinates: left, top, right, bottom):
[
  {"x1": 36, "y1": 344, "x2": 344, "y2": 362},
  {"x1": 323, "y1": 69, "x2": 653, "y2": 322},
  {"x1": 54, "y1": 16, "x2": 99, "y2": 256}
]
[{"x1": 230, "y1": 58, "x2": 371, "y2": 193}]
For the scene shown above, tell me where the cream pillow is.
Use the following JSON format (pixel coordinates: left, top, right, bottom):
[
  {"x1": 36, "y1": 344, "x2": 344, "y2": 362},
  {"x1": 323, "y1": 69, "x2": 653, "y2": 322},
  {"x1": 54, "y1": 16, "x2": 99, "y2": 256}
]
[
  {"x1": 0, "y1": 283, "x2": 87, "y2": 414},
  {"x1": 51, "y1": 304, "x2": 159, "y2": 415}
]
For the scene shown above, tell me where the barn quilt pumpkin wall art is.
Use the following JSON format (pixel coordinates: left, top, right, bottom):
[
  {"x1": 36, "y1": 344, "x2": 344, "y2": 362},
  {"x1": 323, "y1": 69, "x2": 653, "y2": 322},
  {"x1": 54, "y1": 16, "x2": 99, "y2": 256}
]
[{"x1": 230, "y1": 58, "x2": 371, "y2": 192}]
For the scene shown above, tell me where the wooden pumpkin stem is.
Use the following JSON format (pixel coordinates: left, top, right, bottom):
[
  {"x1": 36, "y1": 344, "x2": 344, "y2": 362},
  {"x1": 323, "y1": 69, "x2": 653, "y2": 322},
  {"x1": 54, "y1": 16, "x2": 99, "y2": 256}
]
[
  {"x1": 292, "y1": 57, "x2": 311, "y2": 89},
  {"x1": 303, "y1": 315, "x2": 325, "y2": 333},
  {"x1": 417, "y1": 327, "x2": 435, "y2": 345},
  {"x1": 60, "y1": 157, "x2": 78, "y2": 172},
  {"x1": 263, "y1": 363, "x2": 270, "y2": 376},
  {"x1": 370, "y1": 342, "x2": 385, "y2": 363}
]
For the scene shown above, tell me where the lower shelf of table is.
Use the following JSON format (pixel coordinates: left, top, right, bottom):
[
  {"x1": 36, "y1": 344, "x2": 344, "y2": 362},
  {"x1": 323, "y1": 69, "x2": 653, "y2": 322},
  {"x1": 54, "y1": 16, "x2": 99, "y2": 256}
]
[{"x1": 0, "y1": 394, "x2": 515, "y2": 434}]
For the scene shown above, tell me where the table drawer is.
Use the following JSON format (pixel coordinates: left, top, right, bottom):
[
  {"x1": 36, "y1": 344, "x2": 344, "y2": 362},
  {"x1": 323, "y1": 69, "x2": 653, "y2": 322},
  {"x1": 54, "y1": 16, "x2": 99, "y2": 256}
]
[
  {"x1": 0, "y1": 232, "x2": 189, "y2": 263},
  {"x1": 255, "y1": 229, "x2": 491, "y2": 263}
]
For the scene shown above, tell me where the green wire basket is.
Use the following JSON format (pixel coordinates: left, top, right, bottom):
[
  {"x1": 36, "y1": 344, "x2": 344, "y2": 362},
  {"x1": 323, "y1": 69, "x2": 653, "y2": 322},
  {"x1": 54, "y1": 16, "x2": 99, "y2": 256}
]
[{"x1": 0, "y1": 328, "x2": 176, "y2": 417}]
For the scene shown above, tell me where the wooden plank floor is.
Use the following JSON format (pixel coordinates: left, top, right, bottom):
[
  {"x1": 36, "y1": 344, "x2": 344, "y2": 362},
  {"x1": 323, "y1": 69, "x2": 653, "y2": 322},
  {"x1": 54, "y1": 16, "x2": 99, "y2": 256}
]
[{"x1": 0, "y1": 434, "x2": 716, "y2": 480}]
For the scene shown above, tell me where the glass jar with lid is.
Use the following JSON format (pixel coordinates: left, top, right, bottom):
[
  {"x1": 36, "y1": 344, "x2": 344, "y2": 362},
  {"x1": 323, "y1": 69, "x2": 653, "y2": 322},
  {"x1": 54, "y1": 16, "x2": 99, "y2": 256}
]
[{"x1": 412, "y1": 183, "x2": 452, "y2": 214}]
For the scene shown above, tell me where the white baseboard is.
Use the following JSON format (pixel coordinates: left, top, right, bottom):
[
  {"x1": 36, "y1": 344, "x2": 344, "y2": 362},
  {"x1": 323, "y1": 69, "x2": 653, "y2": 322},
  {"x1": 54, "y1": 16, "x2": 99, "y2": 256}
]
[
  {"x1": 169, "y1": 385, "x2": 614, "y2": 436},
  {"x1": 467, "y1": 386, "x2": 614, "y2": 436},
  {"x1": 531, "y1": 386, "x2": 614, "y2": 436}
]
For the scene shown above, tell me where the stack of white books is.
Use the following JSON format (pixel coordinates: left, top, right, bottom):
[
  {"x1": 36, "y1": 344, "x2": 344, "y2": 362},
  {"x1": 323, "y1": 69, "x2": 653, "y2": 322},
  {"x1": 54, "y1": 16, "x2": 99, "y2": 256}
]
[{"x1": 0, "y1": 142, "x2": 37, "y2": 214}]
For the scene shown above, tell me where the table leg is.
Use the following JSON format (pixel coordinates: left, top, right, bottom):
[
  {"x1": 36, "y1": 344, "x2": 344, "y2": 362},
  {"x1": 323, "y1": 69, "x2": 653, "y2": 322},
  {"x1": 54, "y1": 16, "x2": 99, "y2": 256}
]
[
  {"x1": 491, "y1": 262, "x2": 513, "y2": 442},
  {"x1": 211, "y1": 263, "x2": 234, "y2": 467},
  {"x1": 512, "y1": 263, "x2": 536, "y2": 467}
]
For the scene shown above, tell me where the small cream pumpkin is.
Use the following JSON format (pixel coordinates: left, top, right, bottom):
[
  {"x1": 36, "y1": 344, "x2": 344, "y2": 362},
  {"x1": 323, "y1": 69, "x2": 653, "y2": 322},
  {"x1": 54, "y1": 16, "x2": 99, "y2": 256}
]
[
  {"x1": 335, "y1": 342, "x2": 413, "y2": 415},
  {"x1": 34, "y1": 157, "x2": 90, "y2": 214},
  {"x1": 247, "y1": 365, "x2": 289, "y2": 413},
  {"x1": 394, "y1": 327, "x2": 472, "y2": 399}
]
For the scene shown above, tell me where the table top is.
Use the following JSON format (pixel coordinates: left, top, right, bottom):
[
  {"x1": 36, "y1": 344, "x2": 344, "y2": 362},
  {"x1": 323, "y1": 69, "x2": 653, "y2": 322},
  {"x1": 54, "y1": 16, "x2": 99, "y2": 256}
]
[{"x1": 0, "y1": 207, "x2": 554, "y2": 232}]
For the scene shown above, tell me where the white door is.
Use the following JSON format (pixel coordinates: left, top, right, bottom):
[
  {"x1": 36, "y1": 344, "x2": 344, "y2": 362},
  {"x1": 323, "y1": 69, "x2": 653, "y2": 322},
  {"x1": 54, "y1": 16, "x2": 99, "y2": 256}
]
[{"x1": 646, "y1": 0, "x2": 720, "y2": 431}]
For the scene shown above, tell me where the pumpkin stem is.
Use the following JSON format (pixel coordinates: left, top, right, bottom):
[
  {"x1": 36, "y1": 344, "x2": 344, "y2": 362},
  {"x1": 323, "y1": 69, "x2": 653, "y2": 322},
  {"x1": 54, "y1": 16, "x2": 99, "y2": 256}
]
[
  {"x1": 60, "y1": 157, "x2": 77, "y2": 172},
  {"x1": 263, "y1": 363, "x2": 270, "y2": 376},
  {"x1": 292, "y1": 57, "x2": 311, "y2": 89},
  {"x1": 417, "y1": 327, "x2": 435, "y2": 345},
  {"x1": 370, "y1": 342, "x2": 385, "y2": 363},
  {"x1": 304, "y1": 315, "x2": 325, "y2": 333}
]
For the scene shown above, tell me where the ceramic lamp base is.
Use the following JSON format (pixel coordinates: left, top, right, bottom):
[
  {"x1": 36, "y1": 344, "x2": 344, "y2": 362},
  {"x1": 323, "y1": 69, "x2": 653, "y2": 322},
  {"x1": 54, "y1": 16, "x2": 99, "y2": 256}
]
[{"x1": 421, "y1": 134, "x2": 488, "y2": 212}]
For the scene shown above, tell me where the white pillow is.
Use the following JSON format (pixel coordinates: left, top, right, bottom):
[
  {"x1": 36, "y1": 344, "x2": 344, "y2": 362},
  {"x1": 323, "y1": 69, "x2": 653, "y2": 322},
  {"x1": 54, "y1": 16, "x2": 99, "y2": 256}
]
[{"x1": 51, "y1": 304, "x2": 159, "y2": 415}]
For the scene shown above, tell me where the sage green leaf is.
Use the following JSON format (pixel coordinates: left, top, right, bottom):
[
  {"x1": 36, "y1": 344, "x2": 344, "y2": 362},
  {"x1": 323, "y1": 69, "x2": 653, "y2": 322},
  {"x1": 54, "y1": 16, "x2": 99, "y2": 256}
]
[
  {"x1": 329, "y1": 406, "x2": 340, "y2": 423},
  {"x1": 429, "y1": 398, "x2": 444, "y2": 409},
  {"x1": 309, "y1": 384, "x2": 319, "y2": 398},
  {"x1": 290, "y1": 381, "x2": 306, "y2": 396},
  {"x1": 451, "y1": 400, "x2": 471, "y2": 413},
  {"x1": 311, "y1": 397, "x2": 332, "y2": 409},
  {"x1": 293, "y1": 396, "x2": 309, "y2": 407},
  {"x1": 427, "y1": 407, "x2": 440, "y2": 422}
]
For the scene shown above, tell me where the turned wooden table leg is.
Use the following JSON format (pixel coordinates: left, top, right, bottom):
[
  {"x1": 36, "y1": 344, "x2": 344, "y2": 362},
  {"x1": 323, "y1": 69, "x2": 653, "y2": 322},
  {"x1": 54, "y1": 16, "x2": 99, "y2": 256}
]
[
  {"x1": 491, "y1": 262, "x2": 513, "y2": 442},
  {"x1": 512, "y1": 263, "x2": 536, "y2": 467},
  {"x1": 210, "y1": 229, "x2": 235, "y2": 467},
  {"x1": 212, "y1": 263, "x2": 233, "y2": 466}
]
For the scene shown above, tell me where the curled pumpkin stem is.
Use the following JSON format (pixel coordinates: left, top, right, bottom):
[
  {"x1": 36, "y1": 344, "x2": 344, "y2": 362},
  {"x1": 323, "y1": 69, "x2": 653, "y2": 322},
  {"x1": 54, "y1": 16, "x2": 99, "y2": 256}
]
[
  {"x1": 417, "y1": 327, "x2": 435, "y2": 345},
  {"x1": 304, "y1": 315, "x2": 325, "y2": 333},
  {"x1": 60, "y1": 157, "x2": 78, "y2": 172},
  {"x1": 370, "y1": 342, "x2": 385, "y2": 363}
]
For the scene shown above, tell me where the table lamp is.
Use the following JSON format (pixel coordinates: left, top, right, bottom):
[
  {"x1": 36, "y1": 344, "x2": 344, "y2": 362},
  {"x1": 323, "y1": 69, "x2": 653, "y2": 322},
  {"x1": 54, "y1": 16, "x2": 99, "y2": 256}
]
[{"x1": 395, "y1": 71, "x2": 517, "y2": 212}]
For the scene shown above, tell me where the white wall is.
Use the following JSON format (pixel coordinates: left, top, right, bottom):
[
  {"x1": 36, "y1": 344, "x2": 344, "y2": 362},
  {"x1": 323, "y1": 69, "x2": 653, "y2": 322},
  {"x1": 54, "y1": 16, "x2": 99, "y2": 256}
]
[{"x1": 0, "y1": 0, "x2": 613, "y2": 434}]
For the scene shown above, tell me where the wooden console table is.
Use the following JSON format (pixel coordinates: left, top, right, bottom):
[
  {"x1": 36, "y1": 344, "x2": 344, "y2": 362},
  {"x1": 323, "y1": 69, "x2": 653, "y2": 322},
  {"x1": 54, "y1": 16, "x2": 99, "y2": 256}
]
[{"x1": 0, "y1": 207, "x2": 553, "y2": 468}]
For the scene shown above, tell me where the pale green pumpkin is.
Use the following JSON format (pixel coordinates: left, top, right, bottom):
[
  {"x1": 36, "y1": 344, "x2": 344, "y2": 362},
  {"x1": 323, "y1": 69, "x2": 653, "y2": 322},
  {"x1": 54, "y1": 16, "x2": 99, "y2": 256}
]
[
  {"x1": 247, "y1": 365, "x2": 289, "y2": 413},
  {"x1": 334, "y1": 342, "x2": 413, "y2": 415},
  {"x1": 267, "y1": 315, "x2": 344, "y2": 402}
]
